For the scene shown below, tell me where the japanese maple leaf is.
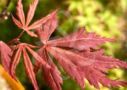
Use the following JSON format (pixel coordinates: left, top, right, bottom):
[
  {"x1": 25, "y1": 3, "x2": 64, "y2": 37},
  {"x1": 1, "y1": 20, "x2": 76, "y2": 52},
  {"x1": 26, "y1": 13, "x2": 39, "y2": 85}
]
[
  {"x1": 12, "y1": 0, "x2": 58, "y2": 37},
  {"x1": 35, "y1": 8, "x2": 63, "y2": 90},
  {"x1": 0, "y1": 41, "x2": 13, "y2": 74},
  {"x1": 10, "y1": 43, "x2": 52, "y2": 90},
  {"x1": 10, "y1": 0, "x2": 127, "y2": 90},
  {"x1": 35, "y1": 10, "x2": 127, "y2": 90}
]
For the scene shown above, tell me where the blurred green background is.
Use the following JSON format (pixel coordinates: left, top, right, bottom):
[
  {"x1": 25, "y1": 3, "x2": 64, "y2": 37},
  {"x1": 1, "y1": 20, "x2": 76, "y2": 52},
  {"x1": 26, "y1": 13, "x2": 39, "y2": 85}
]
[{"x1": 0, "y1": 0, "x2": 127, "y2": 90}]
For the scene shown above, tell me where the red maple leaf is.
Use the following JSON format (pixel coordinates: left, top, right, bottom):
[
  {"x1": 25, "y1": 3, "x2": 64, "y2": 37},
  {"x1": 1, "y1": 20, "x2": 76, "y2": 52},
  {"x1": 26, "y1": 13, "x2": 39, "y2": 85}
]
[
  {"x1": 11, "y1": 0, "x2": 58, "y2": 37},
  {"x1": 0, "y1": 41, "x2": 12, "y2": 74},
  {"x1": 0, "y1": 0, "x2": 126, "y2": 90},
  {"x1": 35, "y1": 5, "x2": 127, "y2": 90},
  {"x1": 35, "y1": 23, "x2": 127, "y2": 89},
  {"x1": 10, "y1": 43, "x2": 53, "y2": 90}
]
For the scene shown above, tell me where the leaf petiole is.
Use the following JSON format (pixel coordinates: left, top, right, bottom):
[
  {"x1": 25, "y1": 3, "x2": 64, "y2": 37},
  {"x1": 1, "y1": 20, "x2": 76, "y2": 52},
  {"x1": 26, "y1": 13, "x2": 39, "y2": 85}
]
[
  {"x1": 8, "y1": 31, "x2": 24, "y2": 46},
  {"x1": 17, "y1": 30, "x2": 24, "y2": 39}
]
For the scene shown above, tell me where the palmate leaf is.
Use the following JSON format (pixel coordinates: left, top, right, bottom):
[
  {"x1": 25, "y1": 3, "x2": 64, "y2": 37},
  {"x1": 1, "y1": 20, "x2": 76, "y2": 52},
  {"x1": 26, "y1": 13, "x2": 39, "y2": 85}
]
[
  {"x1": 10, "y1": 43, "x2": 52, "y2": 90},
  {"x1": 35, "y1": 7, "x2": 127, "y2": 89},
  {"x1": 0, "y1": 41, "x2": 13, "y2": 74},
  {"x1": 12, "y1": 0, "x2": 38, "y2": 37},
  {"x1": 12, "y1": 0, "x2": 59, "y2": 37}
]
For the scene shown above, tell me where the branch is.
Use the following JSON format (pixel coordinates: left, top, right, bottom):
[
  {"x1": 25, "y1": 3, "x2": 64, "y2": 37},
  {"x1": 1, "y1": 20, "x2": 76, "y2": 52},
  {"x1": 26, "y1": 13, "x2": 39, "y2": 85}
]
[{"x1": 0, "y1": 0, "x2": 11, "y2": 20}]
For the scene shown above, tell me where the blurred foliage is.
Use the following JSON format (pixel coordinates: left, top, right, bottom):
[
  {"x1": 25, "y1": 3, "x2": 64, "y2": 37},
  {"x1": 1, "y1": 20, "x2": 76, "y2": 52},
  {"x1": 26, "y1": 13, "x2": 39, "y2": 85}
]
[
  {"x1": 62, "y1": 0, "x2": 127, "y2": 90},
  {"x1": 0, "y1": 0, "x2": 127, "y2": 90},
  {"x1": 64, "y1": 0, "x2": 124, "y2": 56}
]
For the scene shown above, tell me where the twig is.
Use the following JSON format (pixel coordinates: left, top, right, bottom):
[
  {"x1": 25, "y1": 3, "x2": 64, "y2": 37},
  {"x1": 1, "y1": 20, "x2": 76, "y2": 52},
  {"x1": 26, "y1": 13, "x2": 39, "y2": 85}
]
[{"x1": 0, "y1": 0, "x2": 11, "y2": 20}]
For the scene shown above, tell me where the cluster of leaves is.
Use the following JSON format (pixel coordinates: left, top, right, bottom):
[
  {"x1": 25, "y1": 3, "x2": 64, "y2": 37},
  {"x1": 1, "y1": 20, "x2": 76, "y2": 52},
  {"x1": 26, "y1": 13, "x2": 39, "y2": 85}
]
[{"x1": 0, "y1": 0, "x2": 127, "y2": 90}]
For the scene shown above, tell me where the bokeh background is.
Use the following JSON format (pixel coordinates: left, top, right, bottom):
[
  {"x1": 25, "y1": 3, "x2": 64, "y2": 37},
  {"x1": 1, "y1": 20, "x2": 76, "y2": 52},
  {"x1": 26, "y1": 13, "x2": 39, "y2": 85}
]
[{"x1": 0, "y1": 0, "x2": 127, "y2": 90}]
